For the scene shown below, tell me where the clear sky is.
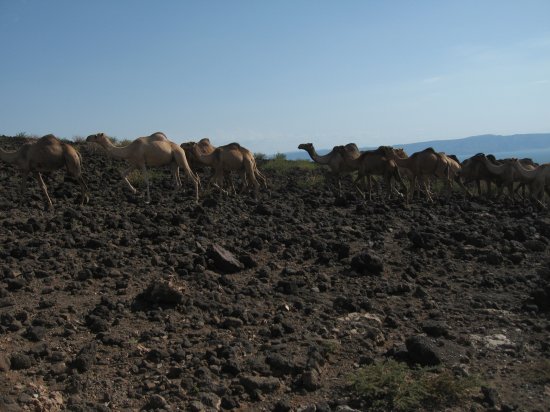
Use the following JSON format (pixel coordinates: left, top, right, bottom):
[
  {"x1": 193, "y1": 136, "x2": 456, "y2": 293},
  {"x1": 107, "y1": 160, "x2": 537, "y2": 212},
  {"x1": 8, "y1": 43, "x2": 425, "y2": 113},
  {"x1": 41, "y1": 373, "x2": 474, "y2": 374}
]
[{"x1": 1, "y1": 0, "x2": 549, "y2": 154}]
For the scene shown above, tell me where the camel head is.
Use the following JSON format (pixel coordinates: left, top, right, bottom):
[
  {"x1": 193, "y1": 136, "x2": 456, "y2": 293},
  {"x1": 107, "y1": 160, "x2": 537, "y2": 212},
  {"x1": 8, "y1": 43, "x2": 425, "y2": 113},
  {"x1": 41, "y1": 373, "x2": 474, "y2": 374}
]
[
  {"x1": 394, "y1": 148, "x2": 408, "y2": 158},
  {"x1": 180, "y1": 141, "x2": 196, "y2": 151},
  {"x1": 298, "y1": 143, "x2": 313, "y2": 151},
  {"x1": 86, "y1": 133, "x2": 110, "y2": 145}
]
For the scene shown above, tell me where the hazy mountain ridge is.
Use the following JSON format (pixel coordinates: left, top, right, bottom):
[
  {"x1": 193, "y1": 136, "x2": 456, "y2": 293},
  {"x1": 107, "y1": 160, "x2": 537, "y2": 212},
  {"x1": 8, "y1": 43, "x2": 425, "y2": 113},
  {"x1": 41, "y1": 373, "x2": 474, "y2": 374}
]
[{"x1": 284, "y1": 133, "x2": 550, "y2": 162}]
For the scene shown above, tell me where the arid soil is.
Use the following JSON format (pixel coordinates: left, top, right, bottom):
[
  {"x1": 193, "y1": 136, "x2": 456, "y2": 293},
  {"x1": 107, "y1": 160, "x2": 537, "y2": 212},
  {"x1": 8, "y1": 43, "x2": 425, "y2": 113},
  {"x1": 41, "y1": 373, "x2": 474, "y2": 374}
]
[{"x1": 1, "y1": 135, "x2": 549, "y2": 411}]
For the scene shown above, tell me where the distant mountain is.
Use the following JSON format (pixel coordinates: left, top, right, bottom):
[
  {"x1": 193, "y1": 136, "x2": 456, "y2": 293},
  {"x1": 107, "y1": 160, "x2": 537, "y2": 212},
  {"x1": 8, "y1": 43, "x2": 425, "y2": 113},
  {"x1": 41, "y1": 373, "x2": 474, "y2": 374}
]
[{"x1": 284, "y1": 133, "x2": 550, "y2": 163}]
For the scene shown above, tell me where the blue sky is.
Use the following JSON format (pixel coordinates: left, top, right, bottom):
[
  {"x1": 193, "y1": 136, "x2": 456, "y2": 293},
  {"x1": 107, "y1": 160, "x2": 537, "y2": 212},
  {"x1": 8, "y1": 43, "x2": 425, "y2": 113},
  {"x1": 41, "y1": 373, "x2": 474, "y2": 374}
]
[{"x1": 1, "y1": 0, "x2": 549, "y2": 154}]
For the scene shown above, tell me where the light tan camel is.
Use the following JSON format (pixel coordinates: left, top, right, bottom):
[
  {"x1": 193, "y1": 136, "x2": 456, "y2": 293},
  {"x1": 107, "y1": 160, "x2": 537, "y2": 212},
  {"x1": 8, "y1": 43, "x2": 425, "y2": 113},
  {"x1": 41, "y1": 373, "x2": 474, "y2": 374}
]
[
  {"x1": 181, "y1": 138, "x2": 236, "y2": 193},
  {"x1": 86, "y1": 132, "x2": 199, "y2": 203},
  {"x1": 334, "y1": 145, "x2": 408, "y2": 200},
  {"x1": 0, "y1": 134, "x2": 89, "y2": 208},
  {"x1": 298, "y1": 143, "x2": 360, "y2": 196},
  {"x1": 186, "y1": 142, "x2": 267, "y2": 198},
  {"x1": 388, "y1": 147, "x2": 450, "y2": 202},
  {"x1": 181, "y1": 138, "x2": 216, "y2": 171}
]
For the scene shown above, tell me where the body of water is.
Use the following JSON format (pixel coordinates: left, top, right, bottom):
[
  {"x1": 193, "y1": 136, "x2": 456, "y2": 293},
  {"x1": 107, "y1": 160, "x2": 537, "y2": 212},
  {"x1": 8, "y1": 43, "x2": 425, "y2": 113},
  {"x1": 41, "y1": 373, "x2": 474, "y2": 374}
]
[{"x1": 457, "y1": 148, "x2": 550, "y2": 164}]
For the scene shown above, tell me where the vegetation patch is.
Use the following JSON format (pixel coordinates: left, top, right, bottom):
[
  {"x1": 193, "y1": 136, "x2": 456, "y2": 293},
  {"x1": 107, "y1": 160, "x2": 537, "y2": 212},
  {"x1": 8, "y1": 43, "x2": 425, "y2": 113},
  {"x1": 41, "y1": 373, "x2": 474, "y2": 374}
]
[
  {"x1": 262, "y1": 153, "x2": 318, "y2": 173},
  {"x1": 349, "y1": 359, "x2": 480, "y2": 411}
]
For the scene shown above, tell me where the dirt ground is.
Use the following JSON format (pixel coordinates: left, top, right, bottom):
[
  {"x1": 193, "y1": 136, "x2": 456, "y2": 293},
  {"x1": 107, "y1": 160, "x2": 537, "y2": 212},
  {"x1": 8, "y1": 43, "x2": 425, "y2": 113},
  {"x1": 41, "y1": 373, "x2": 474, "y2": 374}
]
[{"x1": 1, "y1": 135, "x2": 549, "y2": 411}]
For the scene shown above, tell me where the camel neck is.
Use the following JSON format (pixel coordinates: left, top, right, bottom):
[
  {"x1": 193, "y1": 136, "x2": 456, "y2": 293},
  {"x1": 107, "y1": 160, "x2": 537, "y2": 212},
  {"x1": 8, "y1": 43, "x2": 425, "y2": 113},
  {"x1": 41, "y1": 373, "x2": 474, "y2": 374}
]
[
  {"x1": 192, "y1": 146, "x2": 216, "y2": 166},
  {"x1": 482, "y1": 158, "x2": 507, "y2": 175},
  {"x1": 393, "y1": 156, "x2": 410, "y2": 168},
  {"x1": 514, "y1": 162, "x2": 538, "y2": 180},
  {"x1": 306, "y1": 147, "x2": 331, "y2": 165},
  {"x1": 100, "y1": 140, "x2": 133, "y2": 160}
]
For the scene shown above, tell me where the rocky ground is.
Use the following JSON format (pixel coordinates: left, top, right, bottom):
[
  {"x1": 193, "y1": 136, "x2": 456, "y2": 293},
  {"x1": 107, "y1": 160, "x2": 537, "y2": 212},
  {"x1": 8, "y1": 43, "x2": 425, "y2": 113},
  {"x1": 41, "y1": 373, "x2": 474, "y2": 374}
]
[{"x1": 0, "y1": 135, "x2": 549, "y2": 411}]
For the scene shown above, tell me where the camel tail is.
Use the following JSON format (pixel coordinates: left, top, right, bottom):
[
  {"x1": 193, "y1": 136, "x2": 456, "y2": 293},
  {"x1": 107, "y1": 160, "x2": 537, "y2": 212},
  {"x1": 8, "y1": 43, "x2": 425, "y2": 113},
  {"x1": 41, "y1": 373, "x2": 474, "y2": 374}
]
[
  {"x1": 173, "y1": 145, "x2": 200, "y2": 201},
  {"x1": 63, "y1": 144, "x2": 90, "y2": 204},
  {"x1": 256, "y1": 168, "x2": 268, "y2": 189},
  {"x1": 63, "y1": 144, "x2": 83, "y2": 178}
]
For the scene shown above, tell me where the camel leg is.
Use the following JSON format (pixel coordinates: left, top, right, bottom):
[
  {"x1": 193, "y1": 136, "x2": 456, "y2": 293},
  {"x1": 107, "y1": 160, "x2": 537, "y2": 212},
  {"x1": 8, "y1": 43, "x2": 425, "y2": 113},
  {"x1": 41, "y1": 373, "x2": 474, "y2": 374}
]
[
  {"x1": 77, "y1": 176, "x2": 90, "y2": 205},
  {"x1": 368, "y1": 175, "x2": 373, "y2": 201},
  {"x1": 35, "y1": 172, "x2": 53, "y2": 209},
  {"x1": 409, "y1": 176, "x2": 416, "y2": 202},
  {"x1": 141, "y1": 165, "x2": 151, "y2": 204},
  {"x1": 121, "y1": 166, "x2": 138, "y2": 194},
  {"x1": 18, "y1": 172, "x2": 29, "y2": 206},
  {"x1": 352, "y1": 174, "x2": 366, "y2": 199},
  {"x1": 171, "y1": 164, "x2": 181, "y2": 188},
  {"x1": 394, "y1": 170, "x2": 408, "y2": 200}
]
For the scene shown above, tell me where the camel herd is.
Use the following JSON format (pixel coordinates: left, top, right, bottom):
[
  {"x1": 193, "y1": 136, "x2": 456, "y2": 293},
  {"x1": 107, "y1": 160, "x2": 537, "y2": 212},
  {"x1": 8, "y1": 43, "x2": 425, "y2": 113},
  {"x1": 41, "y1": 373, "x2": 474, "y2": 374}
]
[
  {"x1": 298, "y1": 143, "x2": 550, "y2": 204},
  {"x1": 0, "y1": 134, "x2": 549, "y2": 208},
  {"x1": 0, "y1": 133, "x2": 266, "y2": 208}
]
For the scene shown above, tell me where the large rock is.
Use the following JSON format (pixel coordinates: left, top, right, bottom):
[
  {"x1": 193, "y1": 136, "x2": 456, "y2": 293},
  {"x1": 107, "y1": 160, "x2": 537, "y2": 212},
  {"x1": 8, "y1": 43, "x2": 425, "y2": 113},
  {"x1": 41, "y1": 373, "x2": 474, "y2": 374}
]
[
  {"x1": 135, "y1": 280, "x2": 184, "y2": 306},
  {"x1": 207, "y1": 244, "x2": 244, "y2": 273},
  {"x1": 350, "y1": 250, "x2": 384, "y2": 275},
  {"x1": 405, "y1": 335, "x2": 442, "y2": 366}
]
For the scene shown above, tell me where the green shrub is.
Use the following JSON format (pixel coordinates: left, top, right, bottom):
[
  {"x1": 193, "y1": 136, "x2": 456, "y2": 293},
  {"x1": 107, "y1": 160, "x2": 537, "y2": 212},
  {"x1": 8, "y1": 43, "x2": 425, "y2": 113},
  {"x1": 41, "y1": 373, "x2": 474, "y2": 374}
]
[
  {"x1": 349, "y1": 360, "x2": 480, "y2": 411},
  {"x1": 263, "y1": 158, "x2": 317, "y2": 173}
]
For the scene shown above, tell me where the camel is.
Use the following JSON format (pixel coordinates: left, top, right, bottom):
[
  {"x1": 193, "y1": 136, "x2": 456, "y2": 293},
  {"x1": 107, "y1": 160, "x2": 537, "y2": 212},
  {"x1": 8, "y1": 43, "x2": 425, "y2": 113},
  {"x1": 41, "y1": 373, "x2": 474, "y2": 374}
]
[
  {"x1": 181, "y1": 139, "x2": 239, "y2": 194},
  {"x1": 387, "y1": 147, "x2": 451, "y2": 202},
  {"x1": 510, "y1": 161, "x2": 550, "y2": 203},
  {"x1": 333, "y1": 145, "x2": 408, "y2": 200},
  {"x1": 0, "y1": 134, "x2": 89, "y2": 208},
  {"x1": 440, "y1": 153, "x2": 472, "y2": 197},
  {"x1": 472, "y1": 154, "x2": 533, "y2": 199},
  {"x1": 181, "y1": 138, "x2": 216, "y2": 172},
  {"x1": 86, "y1": 132, "x2": 199, "y2": 203},
  {"x1": 461, "y1": 153, "x2": 505, "y2": 196},
  {"x1": 298, "y1": 143, "x2": 361, "y2": 195},
  {"x1": 185, "y1": 141, "x2": 267, "y2": 198}
]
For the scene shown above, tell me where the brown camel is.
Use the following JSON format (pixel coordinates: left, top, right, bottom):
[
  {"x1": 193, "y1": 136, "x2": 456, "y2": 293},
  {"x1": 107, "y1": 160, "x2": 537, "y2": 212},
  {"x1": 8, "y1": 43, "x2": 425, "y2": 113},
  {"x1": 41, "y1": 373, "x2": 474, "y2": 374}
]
[
  {"x1": 388, "y1": 147, "x2": 450, "y2": 202},
  {"x1": 86, "y1": 132, "x2": 199, "y2": 203},
  {"x1": 0, "y1": 134, "x2": 89, "y2": 208},
  {"x1": 186, "y1": 142, "x2": 267, "y2": 198},
  {"x1": 511, "y1": 160, "x2": 550, "y2": 203},
  {"x1": 334, "y1": 145, "x2": 408, "y2": 200},
  {"x1": 460, "y1": 153, "x2": 506, "y2": 196},
  {"x1": 473, "y1": 154, "x2": 531, "y2": 199},
  {"x1": 298, "y1": 143, "x2": 360, "y2": 195}
]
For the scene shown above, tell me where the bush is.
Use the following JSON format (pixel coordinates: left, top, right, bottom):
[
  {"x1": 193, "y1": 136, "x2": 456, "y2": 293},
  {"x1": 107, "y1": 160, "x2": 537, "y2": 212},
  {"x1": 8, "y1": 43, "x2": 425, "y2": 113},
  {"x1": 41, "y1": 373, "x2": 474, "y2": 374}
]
[{"x1": 349, "y1": 360, "x2": 480, "y2": 411}]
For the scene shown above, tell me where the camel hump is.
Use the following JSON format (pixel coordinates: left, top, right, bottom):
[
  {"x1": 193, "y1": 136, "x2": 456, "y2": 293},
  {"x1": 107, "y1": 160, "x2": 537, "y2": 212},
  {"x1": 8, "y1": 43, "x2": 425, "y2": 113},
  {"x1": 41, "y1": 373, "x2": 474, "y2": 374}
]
[
  {"x1": 198, "y1": 138, "x2": 211, "y2": 145},
  {"x1": 39, "y1": 134, "x2": 59, "y2": 144},
  {"x1": 423, "y1": 147, "x2": 437, "y2": 153},
  {"x1": 222, "y1": 142, "x2": 242, "y2": 150},
  {"x1": 447, "y1": 154, "x2": 459, "y2": 162},
  {"x1": 344, "y1": 143, "x2": 359, "y2": 152}
]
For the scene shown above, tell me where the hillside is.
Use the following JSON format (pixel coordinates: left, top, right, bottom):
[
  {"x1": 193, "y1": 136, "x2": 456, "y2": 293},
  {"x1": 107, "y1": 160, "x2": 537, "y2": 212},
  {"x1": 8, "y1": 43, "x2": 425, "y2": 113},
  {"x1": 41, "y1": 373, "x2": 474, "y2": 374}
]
[{"x1": 285, "y1": 133, "x2": 550, "y2": 162}]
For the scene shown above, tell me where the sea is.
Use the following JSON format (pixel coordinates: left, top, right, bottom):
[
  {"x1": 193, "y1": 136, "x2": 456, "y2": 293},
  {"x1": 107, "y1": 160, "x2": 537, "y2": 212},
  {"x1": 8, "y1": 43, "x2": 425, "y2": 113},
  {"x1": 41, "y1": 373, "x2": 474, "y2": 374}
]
[{"x1": 457, "y1": 147, "x2": 550, "y2": 164}]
